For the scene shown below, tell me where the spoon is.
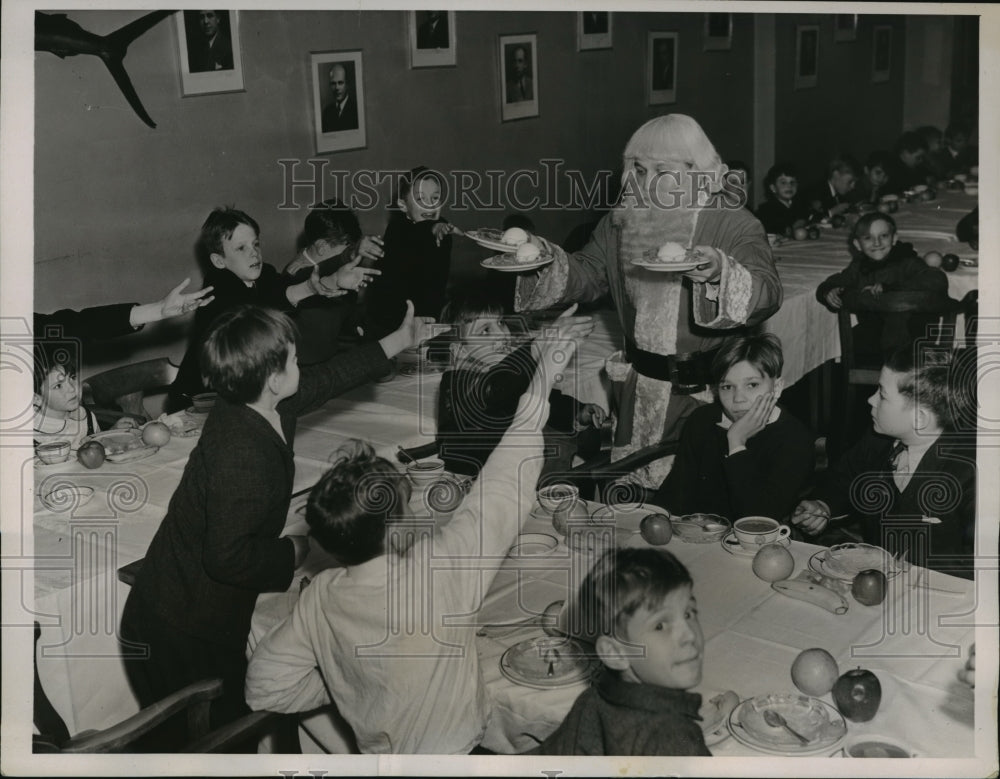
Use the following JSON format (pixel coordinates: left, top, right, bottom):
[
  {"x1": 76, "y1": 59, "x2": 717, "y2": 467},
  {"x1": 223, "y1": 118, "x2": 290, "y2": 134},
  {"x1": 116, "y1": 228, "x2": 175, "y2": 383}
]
[
  {"x1": 397, "y1": 446, "x2": 416, "y2": 465},
  {"x1": 476, "y1": 599, "x2": 565, "y2": 638},
  {"x1": 762, "y1": 709, "x2": 810, "y2": 746}
]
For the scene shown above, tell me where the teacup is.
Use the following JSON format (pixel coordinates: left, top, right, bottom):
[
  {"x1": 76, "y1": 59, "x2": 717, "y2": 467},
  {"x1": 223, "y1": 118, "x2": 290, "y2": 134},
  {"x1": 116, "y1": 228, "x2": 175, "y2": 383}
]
[
  {"x1": 536, "y1": 483, "x2": 579, "y2": 515},
  {"x1": 733, "y1": 516, "x2": 790, "y2": 550},
  {"x1": 191, "y1": 392, "x2": 218, "y2": 414},
  {"x1": 36, "y1": 441, "x2": 71, "y2": 465},
  {"x1": 406, "y1": 458, "x2": 445, "y2": 486},
  {"x1": 843, "y1": 733, "x2": 917, "y2": 758}
]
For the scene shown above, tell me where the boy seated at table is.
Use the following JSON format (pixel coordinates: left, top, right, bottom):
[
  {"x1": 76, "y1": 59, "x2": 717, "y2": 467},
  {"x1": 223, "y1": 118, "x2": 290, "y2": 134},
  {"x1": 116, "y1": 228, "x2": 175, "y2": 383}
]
[
  {"x1": 168, "y1": 206, "x2": 377, "y2": 410},
  {"x1": 650, "y1": 332, "x2": 815, "y2": 522},
  {"x1": 852, "y1": 150, "x2": 894, "y2": 206},
  {"x1": 32, "y1": 342, "x2": 102, "y2": 450},
  {"x1": 792, "y1": 344, "x2": 975, "y2": 579},
  {"x1": 433, "y1": 284, "x2": 601, "y2": 483},
  {"x1": 244, "y1": 315, "x2": 578, "y2": 753},
  {"x1": 754, "y1": 162, "x2": 812, "y2": 237},
  {"x1": 816, "y1": 212, "x2": 948, "y2": 361},
  {"x1": 530, "y1": 547, "x2": 711, "y2": 756},
  {"x1": 887, "y1": 131, "x2": 933, "y2": 193},
  {"x1": 806, "y1": 155, "x2": 858, "y2": 220},
  {"x1": 932, "y1": 123, "x2": 978, "y2": 179},
  {"x1": 283, "y1": 198, "x2": 384, "y2": 365},
  {"x1": 122, "y1": 302, "x2": 430, "y2": 740}
]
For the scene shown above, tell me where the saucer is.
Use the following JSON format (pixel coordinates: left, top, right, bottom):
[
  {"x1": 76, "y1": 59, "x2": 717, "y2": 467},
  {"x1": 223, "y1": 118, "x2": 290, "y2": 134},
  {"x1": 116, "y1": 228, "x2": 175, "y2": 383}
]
[
  {"x1": 721, "y1": 530, "x2": 790, "y2": 557},
  {"x1": 528, "y1": 499, "x2": 588, "y2": 523}
]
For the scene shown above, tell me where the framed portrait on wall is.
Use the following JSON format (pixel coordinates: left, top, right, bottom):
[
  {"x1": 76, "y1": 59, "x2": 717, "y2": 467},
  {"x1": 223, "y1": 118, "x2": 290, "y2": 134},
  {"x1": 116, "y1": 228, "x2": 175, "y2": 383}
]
[
  {"x1": 794, "y1": 24, "x2": 819, "y2": 89},
  {"x1": 873, "y1": 25, "x2": 892, "y2": 82},
  {"x1": 311, "y1": 51, "x2": 366, "y2": 154},
  {"x1": 408, "y1": 10, "x2": 456, "y2": 68},
  {"x1": 578, "y1": 11, "x2": 612, "y2": 51},
  {"x1": 835, "y1": 14, "x2": 857, "y2": 43},
  {"x1": 647, "y1": 32, "x2": 677, "y2": 105},
  {"x1": 703, "y1": 13, "x2": 732, "y2": 51},
  {"x1": 499, "y1": 33, "x2": 538, "y2": 122},
  {"x1": 175, "y1": 10, "x2": 244, "y2": 96}
]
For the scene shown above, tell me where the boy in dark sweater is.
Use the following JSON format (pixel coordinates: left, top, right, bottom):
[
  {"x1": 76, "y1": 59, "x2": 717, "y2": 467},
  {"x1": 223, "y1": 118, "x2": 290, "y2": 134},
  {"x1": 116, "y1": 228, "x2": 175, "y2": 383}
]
[
  {"x1": 532, "y1": 547, "x2": 712, "y2": 756},
  {"x1": 806, "y1": 155, "x2": 858, "y2": 220},
  {"x1": 652, "y1": 333, "x2": 815, "y2": 522},
  {"x1": 816, "y1": 212, "x2": 949, "y2": 359},
  {"x1": 754, "y1": 162, "x2": 812, "y2": 237}
]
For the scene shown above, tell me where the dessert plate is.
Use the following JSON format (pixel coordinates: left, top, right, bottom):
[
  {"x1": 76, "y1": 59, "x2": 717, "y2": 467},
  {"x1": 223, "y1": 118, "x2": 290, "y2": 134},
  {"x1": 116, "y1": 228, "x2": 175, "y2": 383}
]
[
  {"x1": 808, "y1": 542, "x2": 901, "y2": 581},
  {"x1": 499, "y1": 635, "x2": 599, "y2": 690},
  {"x1": 481, "y1": 252, "x2": 554, "y2": 272},
  {"x1": 728, "y1": 693, "x2": 847, "y2": 755},
  {"x1": 466, "y1": 228, "x2": 518, "y2": 252},
  {"x1": 721, "y1": 530, "x2": 789, "y2": 557}
]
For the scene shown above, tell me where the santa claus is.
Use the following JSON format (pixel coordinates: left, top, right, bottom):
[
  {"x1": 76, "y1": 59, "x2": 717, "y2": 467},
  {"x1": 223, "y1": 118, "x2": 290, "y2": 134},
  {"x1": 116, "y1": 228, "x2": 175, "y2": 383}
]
[{"x1": 516, "y1": 114, "x2": 781, "y2": 489}]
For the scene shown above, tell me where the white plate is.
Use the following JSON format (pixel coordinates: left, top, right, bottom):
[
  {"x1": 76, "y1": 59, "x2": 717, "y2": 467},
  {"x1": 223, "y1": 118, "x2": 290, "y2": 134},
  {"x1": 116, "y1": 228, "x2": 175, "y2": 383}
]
[
  {"x1": 104, "y1": 445, "x2": 159, "y2": 464},
  {"x1": 466, "y1": 228, "x2": 519, "y2": 253},
  {"x1": 40, "y1": 484, "x2": 95, "y2": 512},
  {"x1": 630, "y1": 257, "x2": 703, "y2": 272},
  {"x1": 508, "y1": 533, "x2": 560, "y2": 558},
  {"x1": 499, "y1": 636, "x2": 599, "y2": 690},
  {"x1": 808, "y1": 543, "x2": 900, "y2": 581},
  {"x1": 728, "y1": 693, "x2": 847, "y2": 756},
  {"x1": 481, "y1": 253, "x2": 555, "y2": 273},
  {"x1": 721, "y1": 530, "x2": 789, "y2": 558}
]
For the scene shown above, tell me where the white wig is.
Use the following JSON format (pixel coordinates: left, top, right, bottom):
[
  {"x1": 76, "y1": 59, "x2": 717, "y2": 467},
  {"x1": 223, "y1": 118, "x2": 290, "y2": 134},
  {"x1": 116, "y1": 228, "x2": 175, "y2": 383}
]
[{"x1": 621, "y1": 114, "x2": 728, "y2": 194}]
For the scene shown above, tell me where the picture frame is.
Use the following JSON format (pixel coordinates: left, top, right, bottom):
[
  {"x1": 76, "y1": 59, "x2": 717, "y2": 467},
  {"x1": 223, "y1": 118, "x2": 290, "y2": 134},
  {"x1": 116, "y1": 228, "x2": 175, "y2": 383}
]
[
  {"x1": 703, "y1": 13, "x2": 732, "y2": 51},
  {"x1": 499, "y1": 33, "x2": 538, "y2": 122},
  {"x1": 311, "y1": 50, "x2": 366, "y2": 154},
  {"x1": 175, "y1": 10, "x2": 244, "y2": 96},
  {"x1": 794, "y1": 24, "x2": 819, "y2": 89},
  {"x1": 408, "y1": 10, "x2": 456, "y2": 68},
  {"x1": 834, "y1": 14, "x2": 858, "y2": 43},
  {"x1": 647, "y1": 32, "x2": 677, "y2": 105},
  {"x1": 577, "y1": 11, "x2": 612, "y2": 51},
  {"x1": 872, "y1": 25, "x2": 892, "y2": 83}
]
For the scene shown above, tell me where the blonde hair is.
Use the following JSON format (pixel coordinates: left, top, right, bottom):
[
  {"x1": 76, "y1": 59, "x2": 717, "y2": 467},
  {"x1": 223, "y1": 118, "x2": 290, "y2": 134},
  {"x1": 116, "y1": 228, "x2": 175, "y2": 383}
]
[{"x1": 621, "y1": 114, "x2": 728, "y2": 194}]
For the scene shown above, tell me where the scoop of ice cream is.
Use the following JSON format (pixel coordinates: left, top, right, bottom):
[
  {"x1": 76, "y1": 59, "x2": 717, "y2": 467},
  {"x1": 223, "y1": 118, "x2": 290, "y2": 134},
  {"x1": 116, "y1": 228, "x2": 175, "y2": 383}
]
[
  {"x1": 656, "y1": 241, "x2": 688, "y2": 262},
  {"x1": 515, "y1": 243, "x2": 541, "y2": 263},
  {"x1": 502, "y1": 227, "x2": 529, "y2": 246}
]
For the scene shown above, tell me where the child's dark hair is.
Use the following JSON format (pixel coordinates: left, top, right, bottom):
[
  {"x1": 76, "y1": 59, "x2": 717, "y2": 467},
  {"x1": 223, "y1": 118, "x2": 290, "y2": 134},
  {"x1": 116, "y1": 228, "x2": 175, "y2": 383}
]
[
  {"x1": 944, "y1": 123, "x2": 970, "y2": 146},
  {"x1": 894, "y1": 131, "x2": 928, "y2": 156},
  {"x1": 33, "y1": 340, "x2": 79, "y2": 395},
  {"x1": 198, "y1": 207, "x2": 260, "y2": 262},
  {"x1": 576, "y1": 547, "x2": 692, "y2": 642},
  {"x1": 395, "y1": 165, "x2": 444, "y2": 207},
  {"x1": 305, "y1": 440, "x2": 411, "y2": 565},
  {"x1": 884, "y1": 343, "x2": 959, "y2": 432},
  {"x1": 200, "y1": 304, "x2": 297, "y2": 403},
  {"x1": 916, "y1": 125, "x2": 943, "y2": 147},
  {"x1": 303, "y1": 198, "x2": 362, "y2": 249},
  {"x1": 827, "y1": 155, "x2": 859, "y2": 178},
  {"x1": 710, "y1": 332, "x2": 784, "y2": 385},
  {"x1": 430, "y1": 284, "x2": 513, "y2": 364},
  {"x1": 865, "y1": 150, "x2": 894, "y2": 172},
  {"x1": 850, "y1": 211, "x2": 897, "y2": 245},
  {"x1": 763, "y1": 162, "x2": 799, "y2": 193}
]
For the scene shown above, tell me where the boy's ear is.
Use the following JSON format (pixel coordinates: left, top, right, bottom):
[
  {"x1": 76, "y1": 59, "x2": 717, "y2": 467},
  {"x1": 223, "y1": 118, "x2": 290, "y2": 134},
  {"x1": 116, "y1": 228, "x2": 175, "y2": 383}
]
[
  {"x1": 912, "y1": 403, "x2": 938, "y2": 433},
  {"x1": 396, "y1": 197, "x2": 407, "y2": 212},
  {"x1": 209, "y1": 252, "x2": 227, "y2": 270},
  {"x1": 772, "y1": 377, "x2": 785, "y2": 400},
  {"x1": 33, "y1": 392, "x2": 43, "y2": 409},
  {"x1": 851, "y1": 238, "x2": 862, "y2": 254},
  {"x1": 595, "y1": 635, "x2": 633, "y2": 672}
]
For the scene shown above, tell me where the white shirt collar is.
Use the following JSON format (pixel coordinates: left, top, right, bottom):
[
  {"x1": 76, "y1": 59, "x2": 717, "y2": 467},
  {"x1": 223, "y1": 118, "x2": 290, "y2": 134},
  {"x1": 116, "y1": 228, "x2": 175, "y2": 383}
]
[{"x1": 716, "y1": 406, "x2": 781, "y2": 430}]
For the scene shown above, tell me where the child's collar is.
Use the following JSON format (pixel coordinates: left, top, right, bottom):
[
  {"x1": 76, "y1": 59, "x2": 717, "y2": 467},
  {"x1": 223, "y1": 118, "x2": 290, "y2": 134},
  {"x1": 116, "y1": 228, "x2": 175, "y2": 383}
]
[{"x1": 716, "y1": 406, "x2": 781, "y2": 430}]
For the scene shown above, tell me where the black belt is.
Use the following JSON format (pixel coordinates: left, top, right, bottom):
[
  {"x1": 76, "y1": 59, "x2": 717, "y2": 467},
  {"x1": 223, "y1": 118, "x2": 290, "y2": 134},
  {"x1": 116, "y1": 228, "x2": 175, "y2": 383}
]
[{"x1": 624, "y1": 339, "x2": 718, "y2": 394}]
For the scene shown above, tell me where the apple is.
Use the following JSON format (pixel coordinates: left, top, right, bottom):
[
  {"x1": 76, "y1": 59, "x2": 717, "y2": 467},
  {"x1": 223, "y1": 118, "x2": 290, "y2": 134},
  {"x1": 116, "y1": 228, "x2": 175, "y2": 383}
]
[
  {"x1": 141, "y1": 421, "x2": 171, "y2": 447},
  {"x1": 791, "y1": 647, "x2": 839, "y2": 697},
  {"x1": 77, "y1": 441, "x2": 106, "y2": 469},
  {"x1": 833, "y1": 667, "x2": 881, "y2": 722},
  {"x1": 941, "y1": 253, "x2": 960, "y2": 272},
  {"x1": 752, "y1": 543, "x2": 795, "y2": 582},
  {"x1": 640, "y1": 513, "x2": 673, "y2": 545},
  {"x1": 923, "y1": 251, "x2": 943, "y2": 268},
  {"x1": 851, "y1": 569, "x2": 887, "y2": 606},
  {"x1": 792, "y1": 227, "x2": 809, "y2": 241},
  {"x1": 806, "y1": 225, "x2": 821, "y2": 240}
]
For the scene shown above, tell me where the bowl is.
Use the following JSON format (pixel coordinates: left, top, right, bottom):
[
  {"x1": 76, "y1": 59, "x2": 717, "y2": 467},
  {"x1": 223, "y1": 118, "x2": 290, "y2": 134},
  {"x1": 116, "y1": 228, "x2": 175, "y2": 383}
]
[
  {"x1": 536, "y1": 483, "x2": 579, "y2": 514},
  {"x1": 671, "y1": 513, "x2": 731, "y2": 543},
  {"x1": 191, "y1": 392, "x2": 218, "y2": 414},
  {"x1": 842, "y1": 733, "x2": 918, "y2": 758},
  {"x1": 406, "y1": 458, "x2": 445, "y2": 485},
  {"x1": 36, "y1": 441, "x2": 71, "y2": 465},
  {"x1": 41, "y1": 484, "x2": 95, "y2": 511}
]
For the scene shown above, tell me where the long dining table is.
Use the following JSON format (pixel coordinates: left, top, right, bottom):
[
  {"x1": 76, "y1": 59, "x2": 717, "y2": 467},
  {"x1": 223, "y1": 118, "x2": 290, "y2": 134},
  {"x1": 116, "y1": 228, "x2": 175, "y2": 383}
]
[{"x1": 25, "y1": 189, "x2": 980, "y2": 755}]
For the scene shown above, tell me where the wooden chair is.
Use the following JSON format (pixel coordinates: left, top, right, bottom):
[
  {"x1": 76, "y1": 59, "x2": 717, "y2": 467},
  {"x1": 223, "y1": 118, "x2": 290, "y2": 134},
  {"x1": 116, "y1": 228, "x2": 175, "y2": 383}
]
[
  {"x1": 836, "y1": 290, "x2": 958, "y2": 437},
  {"x1": 32, "y1": 621, "x2": 290, "y2": 753},
  {"x1": 81, "y1": 357, "x2": 178, "y2": 427}
]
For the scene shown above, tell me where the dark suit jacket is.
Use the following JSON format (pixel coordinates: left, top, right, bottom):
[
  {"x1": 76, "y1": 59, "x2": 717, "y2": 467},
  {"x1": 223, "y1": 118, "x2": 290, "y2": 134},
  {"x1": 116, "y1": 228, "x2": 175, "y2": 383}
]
[
  {"x1": 814, "y1": 429, "x2": 976, "y2": 579},
  {"x1": 322, "y1": 94, "x2": 359, "y2": 133},
  {"x1": 128, "y1": 340, "x2": 393, "y2": 648},
  {"x1": 506, "y1": 75, "x2": 534, "y2": 102},
  {"x1": 189, "y1": 33, "x2": 233, "y2": 72},
  {"x1": 35, "y1": 303, "x2": 138, "y2": 342}
]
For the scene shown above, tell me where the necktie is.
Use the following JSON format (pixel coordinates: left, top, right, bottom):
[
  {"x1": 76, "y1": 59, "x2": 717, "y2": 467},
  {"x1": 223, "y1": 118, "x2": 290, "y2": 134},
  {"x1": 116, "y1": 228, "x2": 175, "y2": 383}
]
[{"x1": 890, "y1": 441, "x2": 908, "y2": 491}]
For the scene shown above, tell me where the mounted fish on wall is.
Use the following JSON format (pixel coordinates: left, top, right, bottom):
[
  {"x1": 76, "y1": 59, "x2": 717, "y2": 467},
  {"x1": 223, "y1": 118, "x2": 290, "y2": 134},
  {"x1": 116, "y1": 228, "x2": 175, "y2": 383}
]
[{"x1": 34, "y1": 10, "x2": 174, "y2": 129}]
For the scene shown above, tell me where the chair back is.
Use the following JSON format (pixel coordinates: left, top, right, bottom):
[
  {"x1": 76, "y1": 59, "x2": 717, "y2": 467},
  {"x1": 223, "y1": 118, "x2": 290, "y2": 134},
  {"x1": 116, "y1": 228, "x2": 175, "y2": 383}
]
[{"x1": 81, "y1": 357, "x2": 178, "y2": 424}]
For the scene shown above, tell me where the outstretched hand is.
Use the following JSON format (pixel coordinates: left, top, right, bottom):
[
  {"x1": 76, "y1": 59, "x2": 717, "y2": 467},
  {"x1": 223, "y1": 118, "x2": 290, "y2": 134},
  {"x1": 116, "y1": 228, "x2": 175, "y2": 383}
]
[
  {"x1": 529, "y1": 303, "x2": 592, "y2": 392},
  {"x1": 159, "y1": 278, "x2": 215, "y2": 318},
  {"x1": 323, "y1": 255, "x2": 382, "y2": 293},
  {"x1": 380, "y1": 300, "x2": 436, "y2": 358}
]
